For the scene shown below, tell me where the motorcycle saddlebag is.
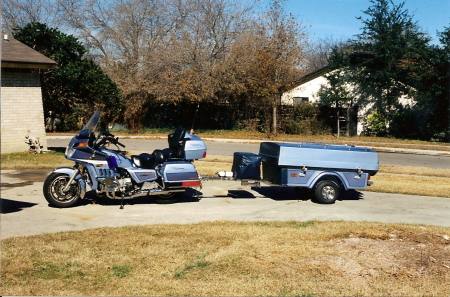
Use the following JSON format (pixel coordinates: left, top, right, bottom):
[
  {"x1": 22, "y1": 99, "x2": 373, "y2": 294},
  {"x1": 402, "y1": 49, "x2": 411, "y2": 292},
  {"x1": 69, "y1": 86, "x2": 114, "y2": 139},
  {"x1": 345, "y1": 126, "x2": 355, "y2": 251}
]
[{"x1": 232, "y1": 152, "x2": 261, "y2": 180}]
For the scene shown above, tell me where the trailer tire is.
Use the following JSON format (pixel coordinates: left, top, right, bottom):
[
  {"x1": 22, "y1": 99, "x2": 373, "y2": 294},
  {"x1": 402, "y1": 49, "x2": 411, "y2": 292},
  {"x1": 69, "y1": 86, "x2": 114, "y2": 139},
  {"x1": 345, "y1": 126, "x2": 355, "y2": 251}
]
[{"x1": 314, "y1": 180, "x2": 339, "y2": 204}]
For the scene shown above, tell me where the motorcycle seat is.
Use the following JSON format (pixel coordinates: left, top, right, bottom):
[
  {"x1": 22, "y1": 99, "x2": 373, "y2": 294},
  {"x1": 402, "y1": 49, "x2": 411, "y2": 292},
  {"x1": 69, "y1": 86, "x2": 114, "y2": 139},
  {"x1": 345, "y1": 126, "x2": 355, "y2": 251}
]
[
  {"x1": 132, "y1": 153, "x2": 155, "y2": 169},
  {"x1": 132, "y1": 127, "x2": 188, "y2": 169},
  {"x1": 133, "y1": 148, "x2": 182, "y2": 169}
]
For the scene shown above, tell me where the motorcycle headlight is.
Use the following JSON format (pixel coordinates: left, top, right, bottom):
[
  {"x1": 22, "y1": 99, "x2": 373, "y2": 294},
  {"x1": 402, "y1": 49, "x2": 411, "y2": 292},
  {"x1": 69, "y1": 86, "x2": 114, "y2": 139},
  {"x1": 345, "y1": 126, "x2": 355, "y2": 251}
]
[{"x1": 65, "y1": 146, "x2": 74, "y2": 158}]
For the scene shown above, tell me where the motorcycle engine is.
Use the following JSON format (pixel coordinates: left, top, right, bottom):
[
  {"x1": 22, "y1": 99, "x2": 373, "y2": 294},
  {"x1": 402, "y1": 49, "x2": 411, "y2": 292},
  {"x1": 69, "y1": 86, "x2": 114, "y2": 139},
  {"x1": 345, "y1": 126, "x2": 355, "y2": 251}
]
[{"x1": 101, "y1": 177, "x2": 132, "y2": 192}]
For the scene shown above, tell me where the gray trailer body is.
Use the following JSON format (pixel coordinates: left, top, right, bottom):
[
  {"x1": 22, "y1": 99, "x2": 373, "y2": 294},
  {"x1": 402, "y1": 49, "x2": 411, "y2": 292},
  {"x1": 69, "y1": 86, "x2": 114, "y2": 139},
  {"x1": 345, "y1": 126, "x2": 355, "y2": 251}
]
[
  {"x1": 259, "y1": 142, "x2": 378, "y2": 174},
  {"x1": 258, "y1": 141, "x2": 379, "y2": 191}
]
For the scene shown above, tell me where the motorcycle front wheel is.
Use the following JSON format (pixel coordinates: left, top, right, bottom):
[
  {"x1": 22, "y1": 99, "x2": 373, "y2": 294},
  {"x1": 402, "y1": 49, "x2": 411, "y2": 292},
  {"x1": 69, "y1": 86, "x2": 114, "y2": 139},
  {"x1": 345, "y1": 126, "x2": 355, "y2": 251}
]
[
  {"x1": 153, "y1": 191, "x2": 184, "y2": 204},
  {"x1": 43, "y1": 172, "x2": 82, "y2": 208}
]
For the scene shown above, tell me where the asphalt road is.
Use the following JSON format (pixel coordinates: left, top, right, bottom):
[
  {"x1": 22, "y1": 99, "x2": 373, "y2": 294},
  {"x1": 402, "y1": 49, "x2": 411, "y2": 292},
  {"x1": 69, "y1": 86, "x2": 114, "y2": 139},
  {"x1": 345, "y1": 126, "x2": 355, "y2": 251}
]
[
  {"x1": 1, "y1": 169, "x2": 450, "y2": 240},
  {"x1": 48, "y1": 138, "x2": 450, "y2": 169}
]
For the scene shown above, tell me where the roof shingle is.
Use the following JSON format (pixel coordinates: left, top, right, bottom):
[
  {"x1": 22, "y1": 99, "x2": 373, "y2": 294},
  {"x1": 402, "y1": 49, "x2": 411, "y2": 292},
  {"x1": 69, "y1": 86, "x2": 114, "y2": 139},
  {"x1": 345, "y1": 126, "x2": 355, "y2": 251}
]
[{"x1": 1, "y1": 34, "x2": 56, "y2": 69}]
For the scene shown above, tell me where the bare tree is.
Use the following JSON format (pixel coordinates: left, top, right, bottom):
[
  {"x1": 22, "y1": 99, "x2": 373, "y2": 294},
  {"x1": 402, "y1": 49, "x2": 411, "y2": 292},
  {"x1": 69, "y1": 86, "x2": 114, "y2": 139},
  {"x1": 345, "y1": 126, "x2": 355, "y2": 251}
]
[
  {"x1": 4, "y1": 0, "x2": 310, "y2": 132},
  {"x1": 304, "y1": 37, "x2": 351, "y2": 71},
  {"x1": 1, "y1": 0, "x2": 62, "y2": 32},
  {"x1": 152, "y1": 0, "x2": 259, "y2": 102},
  {"x1": 229, "y1": 0, "x2": 308, "y2": 134}
]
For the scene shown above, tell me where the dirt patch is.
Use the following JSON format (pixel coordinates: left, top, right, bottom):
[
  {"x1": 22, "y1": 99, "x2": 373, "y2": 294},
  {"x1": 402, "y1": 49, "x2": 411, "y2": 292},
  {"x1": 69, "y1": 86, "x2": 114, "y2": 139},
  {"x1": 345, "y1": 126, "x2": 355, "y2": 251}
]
[{"x1": 305, "y1": 229, "x2": 450, "y2": 285}]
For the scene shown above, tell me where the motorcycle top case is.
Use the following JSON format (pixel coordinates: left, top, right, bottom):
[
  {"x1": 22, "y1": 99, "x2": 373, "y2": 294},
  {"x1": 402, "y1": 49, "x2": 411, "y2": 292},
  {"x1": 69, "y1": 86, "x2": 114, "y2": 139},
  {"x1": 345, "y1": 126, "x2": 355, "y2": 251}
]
[
  {"x1": 232, "y1": 152, "x2": 262, "y2": 180},
  {"x1": 184, "y1": 133, "x2": 207, "y2": 160}
]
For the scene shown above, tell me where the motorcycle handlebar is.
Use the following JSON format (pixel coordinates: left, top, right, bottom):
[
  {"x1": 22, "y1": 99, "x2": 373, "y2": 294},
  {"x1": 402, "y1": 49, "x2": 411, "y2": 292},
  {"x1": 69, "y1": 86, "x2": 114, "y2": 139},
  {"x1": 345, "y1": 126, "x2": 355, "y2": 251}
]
[
  {"x1": 95, "y1": 134, "x2": 125, "y2": 149},
  {"x1": 102, "y1": 130, "x2": 114, "y2": 137},
  {"x1": 116, "y1": 139, "x2": 125, "y2": 148}
]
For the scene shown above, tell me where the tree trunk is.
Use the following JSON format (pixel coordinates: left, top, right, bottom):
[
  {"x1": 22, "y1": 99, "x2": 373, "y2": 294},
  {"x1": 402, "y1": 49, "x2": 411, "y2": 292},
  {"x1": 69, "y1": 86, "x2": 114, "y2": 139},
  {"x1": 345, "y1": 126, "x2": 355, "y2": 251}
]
[
  {"x1": 272, "y1": 104, "x2": 277, "y2": 135},
  {"x1": 346, "y1": 107, "x2": 350, "y2": 137},
  {"x1": 336, "y1": 108, "x2": 340, "y2": 138}
]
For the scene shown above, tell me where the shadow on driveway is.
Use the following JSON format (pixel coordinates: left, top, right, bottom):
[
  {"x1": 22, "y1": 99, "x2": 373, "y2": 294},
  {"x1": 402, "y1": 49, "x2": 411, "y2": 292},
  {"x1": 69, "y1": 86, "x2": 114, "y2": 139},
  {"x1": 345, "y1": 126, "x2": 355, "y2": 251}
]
[
  {"x1": 1, "y1": 198, "x2": 37, "y2": 214},
  {"x1": 251, "y1": 186, "x2": 364, "y2": 203}
]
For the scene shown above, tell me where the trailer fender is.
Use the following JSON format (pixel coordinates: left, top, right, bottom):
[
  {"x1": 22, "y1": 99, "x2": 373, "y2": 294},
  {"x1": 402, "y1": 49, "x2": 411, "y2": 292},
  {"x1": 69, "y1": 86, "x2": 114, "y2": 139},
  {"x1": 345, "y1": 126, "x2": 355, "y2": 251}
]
[{"x1": 309, "y1": 172, "x2": 348, "y2": 191}]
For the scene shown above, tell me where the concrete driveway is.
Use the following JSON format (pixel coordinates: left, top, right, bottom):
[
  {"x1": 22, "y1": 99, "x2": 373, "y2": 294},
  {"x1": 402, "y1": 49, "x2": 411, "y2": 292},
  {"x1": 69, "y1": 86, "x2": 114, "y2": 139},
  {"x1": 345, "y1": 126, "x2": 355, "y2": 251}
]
[{"x1": 1, "y1": 169, "x2": 449, "y2": 239}]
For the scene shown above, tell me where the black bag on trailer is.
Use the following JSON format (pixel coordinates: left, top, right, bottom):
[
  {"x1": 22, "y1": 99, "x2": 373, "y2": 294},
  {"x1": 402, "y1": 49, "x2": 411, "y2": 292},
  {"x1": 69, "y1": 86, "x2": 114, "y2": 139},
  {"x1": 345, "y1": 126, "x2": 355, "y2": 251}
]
[{"x1": 232, "y1": 152, "x2": 261, "y2": 180}]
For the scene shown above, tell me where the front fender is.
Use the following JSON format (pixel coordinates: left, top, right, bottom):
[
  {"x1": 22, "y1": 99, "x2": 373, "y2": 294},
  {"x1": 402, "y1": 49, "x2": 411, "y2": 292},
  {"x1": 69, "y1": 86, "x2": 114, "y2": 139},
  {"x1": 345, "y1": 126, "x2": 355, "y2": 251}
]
[
  {"x1": 53, "y1": 167, "x2": 77, "y2": 176},
  {"x1": 52, "y1": 167, "x2": 87, "y2": 198}
]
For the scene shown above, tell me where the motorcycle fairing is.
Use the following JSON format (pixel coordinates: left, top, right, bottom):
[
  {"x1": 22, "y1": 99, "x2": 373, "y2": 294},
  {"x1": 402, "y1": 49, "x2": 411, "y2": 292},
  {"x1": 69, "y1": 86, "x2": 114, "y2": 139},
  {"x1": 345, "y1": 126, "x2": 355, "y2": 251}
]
[{"x1": 71, "y1": 149, "x2": 107, "y2": 160}]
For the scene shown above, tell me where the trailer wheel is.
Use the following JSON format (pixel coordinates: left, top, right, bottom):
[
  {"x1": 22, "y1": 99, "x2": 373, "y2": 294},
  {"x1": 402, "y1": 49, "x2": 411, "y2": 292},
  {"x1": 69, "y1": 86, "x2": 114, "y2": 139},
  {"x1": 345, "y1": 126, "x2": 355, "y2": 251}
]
[{"x1": 314, "y1": 180, "x2": 339, "y2": 204}]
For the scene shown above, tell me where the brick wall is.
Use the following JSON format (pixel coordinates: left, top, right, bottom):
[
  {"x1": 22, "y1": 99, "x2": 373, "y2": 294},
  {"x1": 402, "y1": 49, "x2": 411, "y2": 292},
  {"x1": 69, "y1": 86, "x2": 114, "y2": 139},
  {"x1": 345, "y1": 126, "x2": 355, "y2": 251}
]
[{"x1": 1, "y1": 68, "x2": 48, "y2": 153}]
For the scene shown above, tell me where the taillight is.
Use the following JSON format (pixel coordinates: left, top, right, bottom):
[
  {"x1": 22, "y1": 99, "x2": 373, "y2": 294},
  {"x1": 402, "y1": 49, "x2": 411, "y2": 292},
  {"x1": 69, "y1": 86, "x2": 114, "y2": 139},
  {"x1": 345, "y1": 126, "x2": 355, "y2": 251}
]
[
  {"x1": 202, "y1": 151, "x2": 207, "y2": 158},
  {"x1": 182, "y1": 180, "x2": 201, "y2": 187}
]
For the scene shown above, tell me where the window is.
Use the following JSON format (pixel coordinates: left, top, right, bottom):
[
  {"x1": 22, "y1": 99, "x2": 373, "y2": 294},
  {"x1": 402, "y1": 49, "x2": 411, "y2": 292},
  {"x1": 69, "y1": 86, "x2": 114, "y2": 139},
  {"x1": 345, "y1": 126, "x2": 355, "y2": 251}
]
[{"x1": 293, "y1": 97, "x2": 309, "y2": 105}]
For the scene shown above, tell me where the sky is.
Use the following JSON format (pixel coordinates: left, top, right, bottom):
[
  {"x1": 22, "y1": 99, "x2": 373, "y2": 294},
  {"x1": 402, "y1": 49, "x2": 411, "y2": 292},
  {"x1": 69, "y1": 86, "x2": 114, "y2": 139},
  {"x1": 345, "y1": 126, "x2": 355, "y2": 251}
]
[{"x1": 265, "y1": 0, "x2": 450, "y2": 45}]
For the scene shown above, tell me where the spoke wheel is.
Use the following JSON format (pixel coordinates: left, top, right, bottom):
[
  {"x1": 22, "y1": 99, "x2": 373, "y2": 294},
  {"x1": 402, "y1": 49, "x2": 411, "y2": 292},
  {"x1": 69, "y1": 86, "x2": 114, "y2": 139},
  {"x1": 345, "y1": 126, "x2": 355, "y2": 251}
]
[{"x1": 43, "y1": 173, "x2": 81, "y2": 208}]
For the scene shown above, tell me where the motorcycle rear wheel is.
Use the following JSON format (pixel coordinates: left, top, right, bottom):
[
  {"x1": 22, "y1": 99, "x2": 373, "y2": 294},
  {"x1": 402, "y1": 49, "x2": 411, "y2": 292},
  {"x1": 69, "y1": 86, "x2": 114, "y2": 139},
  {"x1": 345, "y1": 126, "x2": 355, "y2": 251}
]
[
  {"x1": 43, "y1": 172, "x2": 82, "y2": 208},
  {"x1": 153, "y1": 191, "x2": 184, "y2": 204}
]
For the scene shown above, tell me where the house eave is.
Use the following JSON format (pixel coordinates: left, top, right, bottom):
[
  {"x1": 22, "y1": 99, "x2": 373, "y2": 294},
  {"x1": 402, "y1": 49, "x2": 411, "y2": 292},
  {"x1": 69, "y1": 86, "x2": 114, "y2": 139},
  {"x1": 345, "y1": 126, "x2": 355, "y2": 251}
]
[{"x1": 1, "y1": 61, "x2": 57, "y2": 69}]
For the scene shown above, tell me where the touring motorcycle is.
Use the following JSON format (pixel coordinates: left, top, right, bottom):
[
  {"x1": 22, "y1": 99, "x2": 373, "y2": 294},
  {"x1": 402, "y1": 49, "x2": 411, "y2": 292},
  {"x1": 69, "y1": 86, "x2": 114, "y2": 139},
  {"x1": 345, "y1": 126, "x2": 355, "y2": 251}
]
[{"x1": 43, "y1": 111, "x2": 207, "y2": 208}]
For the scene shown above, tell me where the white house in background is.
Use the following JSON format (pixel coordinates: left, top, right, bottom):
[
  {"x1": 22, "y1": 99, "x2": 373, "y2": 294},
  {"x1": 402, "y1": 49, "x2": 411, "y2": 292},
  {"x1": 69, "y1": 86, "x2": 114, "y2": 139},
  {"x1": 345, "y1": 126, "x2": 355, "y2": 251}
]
[
  {"x1": 282, "y1": 66, "x2": 331, "y2": 106},
  {"x1": 281, "y1": 66, "x2": 415, "y2": 135}
]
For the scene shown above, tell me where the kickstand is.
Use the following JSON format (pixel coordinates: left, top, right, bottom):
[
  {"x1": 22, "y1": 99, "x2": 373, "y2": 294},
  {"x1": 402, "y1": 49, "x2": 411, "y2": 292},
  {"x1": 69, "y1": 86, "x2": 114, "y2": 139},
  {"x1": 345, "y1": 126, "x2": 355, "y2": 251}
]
[{"x1": 120, "y1": 192, "x2": 125, "y2": 209}]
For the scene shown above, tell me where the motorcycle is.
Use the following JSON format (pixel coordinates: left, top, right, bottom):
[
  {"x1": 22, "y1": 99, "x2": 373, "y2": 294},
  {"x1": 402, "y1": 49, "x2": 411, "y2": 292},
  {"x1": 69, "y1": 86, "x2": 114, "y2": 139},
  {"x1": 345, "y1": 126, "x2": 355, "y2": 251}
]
[{"x1": 43, "y1": 111, "x2": 207, "y2": 208}]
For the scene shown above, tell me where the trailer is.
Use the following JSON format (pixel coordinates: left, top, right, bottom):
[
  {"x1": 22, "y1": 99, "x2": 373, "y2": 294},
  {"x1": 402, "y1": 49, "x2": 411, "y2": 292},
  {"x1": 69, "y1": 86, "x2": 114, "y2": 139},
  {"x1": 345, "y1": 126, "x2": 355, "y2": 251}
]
[{"x1": 231, "y1": 141, "x2": 379, "y2": 204}]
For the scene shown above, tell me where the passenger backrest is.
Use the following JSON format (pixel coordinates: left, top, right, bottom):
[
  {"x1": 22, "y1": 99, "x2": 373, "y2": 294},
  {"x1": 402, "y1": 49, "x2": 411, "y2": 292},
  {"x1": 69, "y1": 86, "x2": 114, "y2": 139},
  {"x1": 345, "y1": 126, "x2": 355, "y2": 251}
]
[{"x1": 168, "y1": 126, "x2": 186, "y2": 158}]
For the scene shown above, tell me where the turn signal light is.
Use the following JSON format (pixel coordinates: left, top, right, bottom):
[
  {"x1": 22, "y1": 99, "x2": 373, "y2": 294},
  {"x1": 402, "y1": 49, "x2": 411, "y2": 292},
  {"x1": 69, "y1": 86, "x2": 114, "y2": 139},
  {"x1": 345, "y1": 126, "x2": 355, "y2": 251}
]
[{"x1": 74, "y1": 142, "x2": 88, "y2": 147}]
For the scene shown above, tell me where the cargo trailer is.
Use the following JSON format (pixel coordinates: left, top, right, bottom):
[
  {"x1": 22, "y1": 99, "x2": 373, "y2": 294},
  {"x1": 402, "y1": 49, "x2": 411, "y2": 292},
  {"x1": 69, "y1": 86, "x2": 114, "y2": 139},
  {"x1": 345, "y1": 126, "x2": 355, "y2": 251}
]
[{"x1": 231, "y1": 141, "x2": 379, "y2": 204}]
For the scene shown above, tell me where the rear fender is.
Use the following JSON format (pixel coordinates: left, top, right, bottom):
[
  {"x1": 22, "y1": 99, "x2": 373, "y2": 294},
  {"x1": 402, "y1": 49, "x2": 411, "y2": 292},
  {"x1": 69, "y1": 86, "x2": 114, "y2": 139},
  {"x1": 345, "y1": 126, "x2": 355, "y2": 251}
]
[{"x1": 52, "y1": 167, "x2": 87, "y2": 198}]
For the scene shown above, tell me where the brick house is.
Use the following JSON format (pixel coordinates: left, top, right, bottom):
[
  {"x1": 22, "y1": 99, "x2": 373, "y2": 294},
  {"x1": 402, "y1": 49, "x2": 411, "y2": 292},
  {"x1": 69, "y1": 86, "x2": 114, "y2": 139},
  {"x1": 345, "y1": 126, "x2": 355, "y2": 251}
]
[{"x1": 1, "y1": 34, "x2": 56, "y2": 153}]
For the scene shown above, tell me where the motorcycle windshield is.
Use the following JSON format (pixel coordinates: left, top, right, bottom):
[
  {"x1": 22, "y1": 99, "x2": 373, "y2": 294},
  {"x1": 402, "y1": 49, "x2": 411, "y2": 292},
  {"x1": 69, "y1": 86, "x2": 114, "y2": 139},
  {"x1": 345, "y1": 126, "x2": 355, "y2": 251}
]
[{"x1": 78, "y1": 111, "x2": 100, "y2": 138}]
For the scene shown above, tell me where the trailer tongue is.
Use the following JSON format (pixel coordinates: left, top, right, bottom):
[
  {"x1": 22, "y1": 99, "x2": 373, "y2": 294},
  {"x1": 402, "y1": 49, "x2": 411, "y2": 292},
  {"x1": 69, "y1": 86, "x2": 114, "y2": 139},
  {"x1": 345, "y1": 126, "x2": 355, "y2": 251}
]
[{"x1": 230, "y1": 141, "x2": 379, "y2": 204}]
